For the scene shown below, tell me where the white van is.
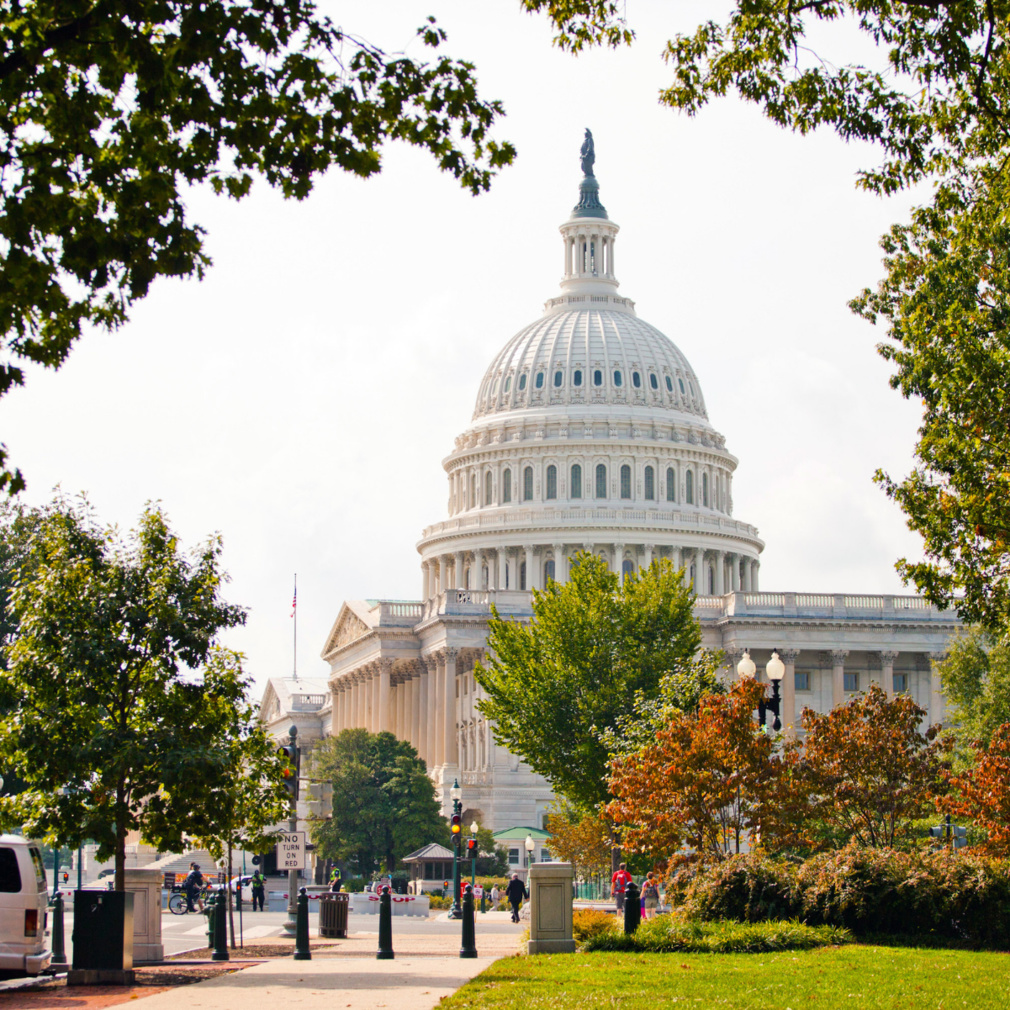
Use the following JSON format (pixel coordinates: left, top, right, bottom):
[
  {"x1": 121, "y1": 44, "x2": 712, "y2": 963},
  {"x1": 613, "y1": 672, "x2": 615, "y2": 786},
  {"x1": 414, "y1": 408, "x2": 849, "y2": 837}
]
[{"x1": 0, "y1": 836, "x2": 50, "y2": 977}]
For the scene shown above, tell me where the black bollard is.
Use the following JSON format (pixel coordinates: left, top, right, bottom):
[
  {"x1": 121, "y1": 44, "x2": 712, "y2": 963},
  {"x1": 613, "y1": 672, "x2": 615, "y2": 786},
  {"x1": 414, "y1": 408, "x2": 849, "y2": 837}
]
[
  {"x1": 51, "y1": 892, "x2": 67, "y2": 967},
  {"x1": 211, "y1": 889, "x2": 229, "y2": 961},
  {"x1": 377, "y1": 885, "x2": 394, "y2": 960},
  {"x1": 460, "y1": 883, "x2": 477, "y2": 959},
  {"x1": 623, "y1": 880, "x2": 641, "y2": 935},
  {"x1": 294, "y1": 887, "x2": 311, "y2": 960}
]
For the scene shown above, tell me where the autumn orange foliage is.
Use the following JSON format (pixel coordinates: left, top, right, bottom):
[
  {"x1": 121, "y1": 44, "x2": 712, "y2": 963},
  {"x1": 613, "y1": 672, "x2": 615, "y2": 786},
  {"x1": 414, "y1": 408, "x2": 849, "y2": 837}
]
[{"x1": 945, "y1": 723, "x2": 1010, "y2": 856}]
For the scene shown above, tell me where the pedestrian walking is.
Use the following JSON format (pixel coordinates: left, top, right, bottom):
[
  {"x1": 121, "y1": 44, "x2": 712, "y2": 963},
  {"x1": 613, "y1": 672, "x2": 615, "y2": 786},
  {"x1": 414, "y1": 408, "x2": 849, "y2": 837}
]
[
  {"x1": 611, "y1": 862, "x2": 632, "y2": 913},
  {"x1": 251, "y1": 870, "x2": 266, "y2": 911},
  {"x1": 505, "y1": 873, "x2": 528, "y2": 923},
  {"x1": 490, "y1": 884, "x2": 500, "y2": 908},
  {"x1": 642, "y1": 871, "x2": 660, "y2": 919}
]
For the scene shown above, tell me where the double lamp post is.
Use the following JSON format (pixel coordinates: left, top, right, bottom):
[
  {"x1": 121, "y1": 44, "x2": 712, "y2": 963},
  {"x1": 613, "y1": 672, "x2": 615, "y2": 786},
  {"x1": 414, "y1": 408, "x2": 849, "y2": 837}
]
[{"x1": 737, "y1": 649, "x2": 786, "y2": 731}]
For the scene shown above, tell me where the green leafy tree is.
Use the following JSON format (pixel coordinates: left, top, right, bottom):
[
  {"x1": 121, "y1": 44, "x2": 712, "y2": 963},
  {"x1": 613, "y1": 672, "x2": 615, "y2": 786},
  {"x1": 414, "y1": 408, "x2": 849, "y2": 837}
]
[
  {"x1": 936, "y1": 627, "x2": 1010, "y2": 766},
  {"x1": 472, "y1": 826, "x2": 509, "y2": 878},
  {"x1": 309, "y1": 729, "x2": 447, "y2": 876},
  {"x1": 475, "y1": 554, "x2": 702, "y2": 811},
  {"x1": 0, "y1": 1, "x2": 514, "y2": 493},
  {"x1": 0, "y1": 495, "x2": 247, "y2": 891},
  {"x1": 521, "y1": 0, "x2": 1010, "y2": 631}
]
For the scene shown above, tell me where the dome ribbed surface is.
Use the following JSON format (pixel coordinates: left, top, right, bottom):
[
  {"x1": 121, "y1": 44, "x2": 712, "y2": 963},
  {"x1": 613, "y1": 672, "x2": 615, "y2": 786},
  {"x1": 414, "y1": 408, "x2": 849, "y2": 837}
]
[{"x1": 472, "y1": 307, "x2": 708, "y2": 421}]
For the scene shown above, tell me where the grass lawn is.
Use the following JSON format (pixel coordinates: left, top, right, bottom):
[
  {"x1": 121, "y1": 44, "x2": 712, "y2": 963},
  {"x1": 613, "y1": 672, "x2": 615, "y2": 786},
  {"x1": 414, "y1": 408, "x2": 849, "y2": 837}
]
[{"x1": 441, "y1": 945, "x2": 1010, "y2": 1009}]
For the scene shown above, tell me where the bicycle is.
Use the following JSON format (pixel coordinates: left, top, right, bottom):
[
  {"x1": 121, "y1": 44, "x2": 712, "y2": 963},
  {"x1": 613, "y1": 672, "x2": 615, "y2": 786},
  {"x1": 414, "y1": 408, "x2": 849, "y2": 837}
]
[{"x1": 168, "y1": 884, "x2": 212, "y2": 915}]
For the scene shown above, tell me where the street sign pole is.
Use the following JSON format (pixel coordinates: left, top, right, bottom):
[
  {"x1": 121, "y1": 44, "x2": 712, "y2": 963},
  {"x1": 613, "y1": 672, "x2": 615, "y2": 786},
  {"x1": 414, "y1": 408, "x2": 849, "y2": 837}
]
[{"x1": 283, "y1": 725, "x2": 300, "y2": 936}]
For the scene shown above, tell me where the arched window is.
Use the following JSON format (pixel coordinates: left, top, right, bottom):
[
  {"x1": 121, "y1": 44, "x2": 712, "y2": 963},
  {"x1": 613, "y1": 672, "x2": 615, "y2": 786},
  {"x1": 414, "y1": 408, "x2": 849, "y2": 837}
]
[
  {"x1": 686, "y1": 470, "x2": 694, "y2": 505},
  {"x1": 707, "y1": 566, "x2": 715, "y2": 595},
  {"x1": 702, "y1": 472, "x2": 710, "y2": 507},
  {"x1": 632, "y1": 371, "x2": 641, "y2": 388},
  {"x1": 520, "y1": 562, "x2": 527, "y2": 591},
  {"x1": 546, "y1": 464, "x2": 558, "y2": 500},
  {"x1": 595, "y1": 463, "x2": 607, "y2": 499},
  {"x1": 620, "y1": 464, "x2": 631, "y2": 499},
  {"x1": 644, "y1": 465, "x2": 655, "y2": 500},
  {"x1": 470, "y1": 473, "x2": 477, "y2": 509},
  {"x1": 535, "y1": 371, "x2": 544, "y2": 389},
  {"x1": 666, "y1": 467, "x2": 676, "y2": 502},
  {"x1": 679, "y1": 377, "x2": 686, "y2": 395},
  {"x1": 519, "y1": 373, "x2": 527, "y2": 391},
  {"x1": 573, "y1": 369, "x2": 583, "y2": 387},
  {"x1": 544, "y1": 559, "x2": 556, "y2": 583},
  {"x1": 504, "y1": 376, "x2": 511, "y2": 393},
  {"x1": 613, "y1": 370, "x2": 623, "y2": 387},
  {"x1": 650, "y1": 373, "x2": 659, "y2": 390},
  {"x1": 484, "y1": 470, "x2": 492, "y2": 506},
  {"x1": 502, "y1": 468, "x2": 512, "y2": 503},
  {"x1": 593, "y1": 369, "x2": 603, "y2": 386},
  {"x1": 570, "y1": 464, "x2": 582, "y2": 499},
  {"x1": 622, "y1": 559, "x2": 635, "y2": 583},
  {"x1": 553, "y1": 370, "x2": 563, "y2": 387},
  {"x1": 665, "y1": 376, "x2": 673, "y2": 392},
  {"x1": 482, "y1": 565, "x2": 489, "y2": 590},
  {"x1": 523, "y1": 466, "x2": 534, "y2": 501}
]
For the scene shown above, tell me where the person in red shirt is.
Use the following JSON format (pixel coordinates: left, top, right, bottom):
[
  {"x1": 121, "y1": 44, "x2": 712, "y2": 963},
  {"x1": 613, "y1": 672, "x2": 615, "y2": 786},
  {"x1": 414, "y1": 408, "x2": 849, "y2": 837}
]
[{"x1": 611, "y1": 863, "x2": 632, "y2": 913}]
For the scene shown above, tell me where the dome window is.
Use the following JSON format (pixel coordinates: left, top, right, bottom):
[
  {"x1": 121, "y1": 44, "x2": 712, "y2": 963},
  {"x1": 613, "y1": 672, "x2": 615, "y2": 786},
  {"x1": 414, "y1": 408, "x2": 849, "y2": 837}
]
[
  {"x1": 595, "y1": 464, "x2": 607, "y2": 499},
  {"x1": 593, "y1": 369, "x2": 603, "y2": 387},
  {"x1": 689, "y1": 381, "x2": 696, "y2": 396},
  {"x1": 546, "y1": 464, "x2": 558, "y2": 500},
  {"x1": 544, "y1": 559, "x2": 556, "y2": 584},
  {"x1": 679, "y1": 378, "x2": 686, "y2": 395},
  {"x1": 570, "y1": 464, "x2": 582, "y2": 499},
  {"x1": 535, "y1": 371, "x2": 544, "y2": 389},
  {"x1": 632, "y1": 371, "x2": 641, "y2": 388},
  {"x1": 665, "y1": 376, "x2": 673, "y2": 392},
  {"x1": 614, "y1": 370, "x2": 623, "y2": 387},
  {"x1": 622, "y1": 559, "x2": 635, "y2": 584},
  {"x1": 650, "y1": 373, "x2": 659, "y2": 390},
  {"x1": 573, "y1": 369, "x2": 583, "y2": 387},
  {"x1": 702, "y1": 472, "x2": 710, "y2": 507},
  {"x1": 523, "y1": 466, "x2": 534, "y2": 501},
  {"x1": 644, "y1": 465, "x2": 655, "y2": 500},
  {"x1": 686, "y1": 470, "x2": 694, "y2": 505},
  {"x1": 666, "y1": 466, "x2": 676, "y2": 502},
  {"x1": 503, "y1": 468, "x2": 512, "y2": 503},
  {"x1": 554, "y1": 370, "x2": 563, "y2": 388},
  {"x1": 519, "y1": 373, "x2": 527, "y2": 391},
  {"x1": 620, "y1": 464, "x2": 631, "y2": 499},
  {"x1": 484, "y1": 471, "x2": 493, "y2": 506},
  {"x1": 504, "y1": 376, "x2": 511, "y2": 393}
]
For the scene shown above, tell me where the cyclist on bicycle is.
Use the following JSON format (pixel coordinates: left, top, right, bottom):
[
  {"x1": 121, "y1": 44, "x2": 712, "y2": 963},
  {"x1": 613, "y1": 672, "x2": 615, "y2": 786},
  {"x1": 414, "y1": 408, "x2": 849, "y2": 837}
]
[{"x1": 184, "y1": 862, "x2": 205, "y2": 913}]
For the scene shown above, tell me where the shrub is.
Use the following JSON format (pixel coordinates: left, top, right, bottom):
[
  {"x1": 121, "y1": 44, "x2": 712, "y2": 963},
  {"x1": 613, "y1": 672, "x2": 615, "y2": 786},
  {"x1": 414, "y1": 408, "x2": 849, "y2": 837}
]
[
  {"x1": 681, "y1": 853, "x2": 800, "y2": 923},
  {"x1": 572, "y1": 908, "x2": 619, "y2": 945},
  {"x1": 582, "y1": 917, "x2": 850, "y2": 954},
  {"x1": 341, "y1": 877, "x2": 367, "y2": 893},
  {"x1": 427, "y1": 894, "x2": 453, "y2": 909}
]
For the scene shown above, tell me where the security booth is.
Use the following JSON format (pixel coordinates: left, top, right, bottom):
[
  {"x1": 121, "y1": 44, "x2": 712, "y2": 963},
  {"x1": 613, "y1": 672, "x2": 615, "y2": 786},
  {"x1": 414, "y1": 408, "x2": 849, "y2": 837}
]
[{"x1": 401, "y1": 843, "x2": 455, "y2": 894}]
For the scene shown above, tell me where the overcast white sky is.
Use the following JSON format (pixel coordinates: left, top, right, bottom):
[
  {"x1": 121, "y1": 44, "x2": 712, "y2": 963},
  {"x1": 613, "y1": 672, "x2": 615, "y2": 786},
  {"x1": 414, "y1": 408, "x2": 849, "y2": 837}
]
[{"x1": 1, "y1": 1, "x2": 929, "y2": 696}]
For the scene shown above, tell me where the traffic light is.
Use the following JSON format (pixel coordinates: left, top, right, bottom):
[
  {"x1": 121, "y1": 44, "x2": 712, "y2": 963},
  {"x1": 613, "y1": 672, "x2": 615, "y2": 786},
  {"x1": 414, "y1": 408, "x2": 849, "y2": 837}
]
[
  {"x1": 278, "y1": 744, "x2": 297, "y2": 796},
  {"x1": 466, "y1": 837, "x2": 477, "y2": 858},
  {"x1": 450, "y1": 813, "x2": 462, "y2": 847}
]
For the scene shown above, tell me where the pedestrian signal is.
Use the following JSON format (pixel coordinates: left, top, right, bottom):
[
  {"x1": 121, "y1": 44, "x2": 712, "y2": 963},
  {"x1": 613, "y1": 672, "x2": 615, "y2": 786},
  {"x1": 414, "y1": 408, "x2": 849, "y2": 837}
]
[{"x1": 466, "y1": 838, "x2": 478, "y2": 856}]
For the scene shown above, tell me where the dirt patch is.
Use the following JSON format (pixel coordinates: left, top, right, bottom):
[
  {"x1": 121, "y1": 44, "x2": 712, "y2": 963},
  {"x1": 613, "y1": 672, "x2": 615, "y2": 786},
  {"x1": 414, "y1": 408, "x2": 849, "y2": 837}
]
[{"x1": 168, "y1": 942, "x2": 338, "y2": 959}]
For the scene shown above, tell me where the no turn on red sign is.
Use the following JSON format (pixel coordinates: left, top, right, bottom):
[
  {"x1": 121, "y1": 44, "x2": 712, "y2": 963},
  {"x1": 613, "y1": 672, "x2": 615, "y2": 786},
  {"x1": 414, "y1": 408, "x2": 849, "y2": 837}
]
[{"x1": 278, "y1": 831, "x2": 306, "y2": 870}]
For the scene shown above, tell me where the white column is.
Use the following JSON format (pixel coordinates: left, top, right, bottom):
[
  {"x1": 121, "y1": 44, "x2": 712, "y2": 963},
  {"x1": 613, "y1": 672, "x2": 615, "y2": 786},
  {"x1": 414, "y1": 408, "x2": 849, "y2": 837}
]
[
  {"x1": 644, "y1": 543, "x2": 654, "y2": 569},
  {"x1": 553, "y1": 543, "x2": 565, "y2": 585},
  {"x1": 751, "y1": 560, "x2": 759, "y2": 591},
  {"x1": 397, "y1": 681, "x2": 407, "y2": 739},
  {"x1": 497, "y1": 548, "x2": 507, "y2": 590},
  {"x1": 438, "y1": 555, "x2": 448, "y2": 596},
  {"x1": 444, "y1": 648, "x2": 458, "y2": 766},
  {"x1": 781, "y1": 650, "x2": 799, "y2": 739},
  {"x1": 408, "y1": 676, "x2": 419, "y2": 750},
  {"x1": 694, "y1": 548, "x2": 704, "y2": 595},
  {"x1": 455, "y1": 552, "x2": 464, "y2": 589},
  {"x1": 474, "y1": 550, "x2": 484, "y2": 590},
  {"x1": 356, "y1": 678, "x2": 365, "y2": 728},
  {"x1": 423, "y1": 562, "x2": 432, "y2": 600},
  {"x1": 880, "y1": 650, "x2": 898, "y2": 697},
  {"x1": 742, "y1": 558, "x2": 751, "y2": 592},
  {"x1": 524, "y1": 545, "x2": 535, "y2": 591},
  {"x1": 929, "y1": 651, "x2": 946, "y2": 724},
  {"x1": 613, "y1": 544, "x2": 624, "y2": 577},
  {"x1": 714, "y1": 550, "x2": 725, "y2": 595},
  {"x1": 831, "y1": 650, "x2": 849, "y2": 709},
  {"x1": 433, "y1": 654, "x2": 445, "y2": 765},
  {"x1": 421, "y1": 661, "x2": 433, "y2": 765},
  {"x1": 378, "y1": 658, "x2": 392, "y2": 733},
  {"x1": 371, "y1": 670, "x2": 381, "y2": 732}
]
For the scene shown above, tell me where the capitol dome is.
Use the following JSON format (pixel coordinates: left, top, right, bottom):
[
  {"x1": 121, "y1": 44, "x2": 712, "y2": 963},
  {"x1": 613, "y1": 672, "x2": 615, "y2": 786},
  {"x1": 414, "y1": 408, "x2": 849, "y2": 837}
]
[{"x1": 417, "y1": 138, "x2": 763, "y2": 602}]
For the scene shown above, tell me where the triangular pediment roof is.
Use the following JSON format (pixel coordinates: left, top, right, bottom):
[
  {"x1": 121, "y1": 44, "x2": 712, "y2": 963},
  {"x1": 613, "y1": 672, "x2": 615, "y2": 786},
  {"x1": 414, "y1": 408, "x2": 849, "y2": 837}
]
[
  {"x1": 321, "y1": 600, "x2": 376, "y2": 656},
  {"x1": 402, "y1": 843, "x2": 455, "y2": 862}
]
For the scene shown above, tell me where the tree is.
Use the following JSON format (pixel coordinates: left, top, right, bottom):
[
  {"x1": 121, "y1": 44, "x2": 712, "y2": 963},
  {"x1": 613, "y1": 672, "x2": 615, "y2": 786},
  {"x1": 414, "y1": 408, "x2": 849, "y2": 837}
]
[
  {"x1": 476, "y1": 555, "x2": 703, "y2": 812},
  {"x1": 472, "y1": 826, "x2": 509, "y2": 878},
  {"x1": 544, "y1": 798, "x2": 613, "y2": 877},
  {"x1": 937, "y1": 627, "x2": 1010, "y2": 765},
  {"x1": 309, "y1": 729, "x2": 447, "y2": 876},
  {"x1": 523, "y1": 0, "x2": 1010, "y2": 631},
  {"x1": 0, "y1": 2, "x2": 515, "y2": 493},
  {"x1": 945, "y1": 723, "x2": 1010, "y2": 857},
  {"x1": 801, "y1": 685, "x2": 950, "y2": 849},
  {"x1": 606, "y1": 679, "x2": 806, "y2": 867},
  {"x1": 0, "y1": 495, "x2": 248, "y2": 891}
]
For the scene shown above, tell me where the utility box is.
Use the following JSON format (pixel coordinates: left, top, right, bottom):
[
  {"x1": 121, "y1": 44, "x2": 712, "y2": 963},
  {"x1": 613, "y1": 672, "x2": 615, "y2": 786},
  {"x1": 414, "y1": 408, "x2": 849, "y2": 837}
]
[
  {"x1": 527, "y1": 862, "x2": 576, "y2": 955},
  {"x1": 124, "y1": 868, "x2": 163, "y2": 962},
  {"x1": 70, "y1": 889, "x2": 135, "y2": 985}
]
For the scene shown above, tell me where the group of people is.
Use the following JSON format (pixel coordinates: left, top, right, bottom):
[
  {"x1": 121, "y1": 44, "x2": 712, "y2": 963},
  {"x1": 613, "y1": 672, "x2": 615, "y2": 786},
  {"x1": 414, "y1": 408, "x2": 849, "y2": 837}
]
[
  {"x1": 611, "y1": 863, "x2": 662, "y2": 919},
  {"x1": 182, "y1": 862, "x2": 267, "y2": 913}
]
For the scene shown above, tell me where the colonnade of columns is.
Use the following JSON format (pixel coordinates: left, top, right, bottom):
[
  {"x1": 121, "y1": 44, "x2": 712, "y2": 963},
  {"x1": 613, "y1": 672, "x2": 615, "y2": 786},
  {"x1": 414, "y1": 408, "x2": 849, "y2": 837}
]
[
  {"x1": 421, "y1": 544, "x2": 760, "y2": 599},
  {"x1": 329, "y1": 647, "x2": 492, "y2": 776}
]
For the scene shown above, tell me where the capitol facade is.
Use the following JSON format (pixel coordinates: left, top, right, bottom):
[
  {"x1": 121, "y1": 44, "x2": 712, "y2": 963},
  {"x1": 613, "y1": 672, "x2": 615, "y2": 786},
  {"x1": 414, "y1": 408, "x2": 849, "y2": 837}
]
[{"x1": 261, "y1": 140, "x2": 960, "y2": 837}]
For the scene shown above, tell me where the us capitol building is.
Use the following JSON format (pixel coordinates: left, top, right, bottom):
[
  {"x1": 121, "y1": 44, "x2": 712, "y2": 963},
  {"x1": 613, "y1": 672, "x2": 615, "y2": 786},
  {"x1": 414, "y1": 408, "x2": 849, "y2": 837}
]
[{"x1": 261, "y1": 136, "x2": 960, "y2": 835}]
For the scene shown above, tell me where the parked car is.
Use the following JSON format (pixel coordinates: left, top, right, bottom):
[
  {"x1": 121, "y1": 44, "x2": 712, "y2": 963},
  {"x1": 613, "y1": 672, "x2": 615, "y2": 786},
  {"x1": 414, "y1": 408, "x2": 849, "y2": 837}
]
[
  {"x1": 0, "y1": 836, "x2": 51, "y2": 978},
  {"x1": 206, "y1": 874, "x2": 254, "y2": 903}
]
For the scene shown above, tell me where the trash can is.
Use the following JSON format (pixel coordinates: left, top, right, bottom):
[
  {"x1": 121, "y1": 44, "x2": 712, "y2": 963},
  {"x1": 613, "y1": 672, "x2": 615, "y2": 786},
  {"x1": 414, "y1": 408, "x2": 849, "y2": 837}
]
[
  {"x1": 72, "y1": 890, "x2": 134, "y2": 971},
  {"x1": 318, "y1": 892, "x2": 349, "y2": 938}
]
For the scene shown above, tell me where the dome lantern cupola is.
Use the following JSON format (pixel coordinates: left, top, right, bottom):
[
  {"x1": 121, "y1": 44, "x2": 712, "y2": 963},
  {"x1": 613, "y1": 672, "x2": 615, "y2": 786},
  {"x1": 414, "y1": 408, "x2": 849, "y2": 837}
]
[{"x1": 559, "y1": 129, "x2": 620, "y2": 298}]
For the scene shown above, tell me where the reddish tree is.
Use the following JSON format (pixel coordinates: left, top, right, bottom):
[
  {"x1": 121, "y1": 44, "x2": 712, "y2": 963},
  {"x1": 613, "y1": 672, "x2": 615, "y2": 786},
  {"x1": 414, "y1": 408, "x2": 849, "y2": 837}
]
[{"x1": 945, "y1": 723, "x2": 1010, "y2": 856}]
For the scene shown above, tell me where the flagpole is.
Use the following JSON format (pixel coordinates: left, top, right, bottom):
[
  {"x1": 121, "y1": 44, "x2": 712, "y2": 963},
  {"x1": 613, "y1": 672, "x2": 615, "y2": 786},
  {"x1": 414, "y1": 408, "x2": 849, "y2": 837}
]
[{"x1": 293, "y1": 573, "x2": 298, "y2": 680}]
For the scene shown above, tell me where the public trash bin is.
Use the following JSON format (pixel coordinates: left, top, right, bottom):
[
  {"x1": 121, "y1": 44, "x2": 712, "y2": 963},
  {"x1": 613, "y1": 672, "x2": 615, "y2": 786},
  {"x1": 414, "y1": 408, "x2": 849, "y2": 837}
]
[
  {"x1": 72, "y1": 890, "x2": 134, "y2": 971},
  {"x1": 319, "y1": 892, "x2": 349, "y2": 938}
]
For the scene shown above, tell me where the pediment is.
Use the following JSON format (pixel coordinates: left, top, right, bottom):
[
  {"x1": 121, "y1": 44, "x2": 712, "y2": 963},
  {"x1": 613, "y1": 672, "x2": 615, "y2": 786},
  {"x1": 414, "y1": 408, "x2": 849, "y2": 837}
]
[{"x1": 322, "y1": 602, "x2": 373, "y2": 656}]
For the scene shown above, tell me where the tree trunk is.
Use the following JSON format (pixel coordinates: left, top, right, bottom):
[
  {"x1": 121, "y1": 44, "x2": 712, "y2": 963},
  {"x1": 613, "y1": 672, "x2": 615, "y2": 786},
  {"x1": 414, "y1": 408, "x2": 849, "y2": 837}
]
[{"x1": 114, "y1": 789, "x2": 127, "y2": 892}]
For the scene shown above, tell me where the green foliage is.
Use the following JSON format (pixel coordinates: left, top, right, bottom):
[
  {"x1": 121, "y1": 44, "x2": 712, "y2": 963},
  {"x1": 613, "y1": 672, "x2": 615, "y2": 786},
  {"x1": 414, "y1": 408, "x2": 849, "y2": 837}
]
[
  {"x1": 520, "y1": 0, "x2": 633, "y2": 52},
  {"x1": 0, "y1": 1, "x2": 514, "y2": 493},
  {"x1": 679, "y1": 846, "x2": 1010, "y2": 947},
  {"x1": 937, "y1": 627, "x2": 1010, "y2": 762},
  {"x1": 581, "y1": 916, "x2": 851, "y2": 954},
  {"x1": 309, "y1": 728, "x2": 447, "y2": 876},
  {"x1": 476, "y1": 555, "x2": 702, "y2": 810},
  {"x1": 0, "y1": 495, "x2": 247, "y2": 891}
]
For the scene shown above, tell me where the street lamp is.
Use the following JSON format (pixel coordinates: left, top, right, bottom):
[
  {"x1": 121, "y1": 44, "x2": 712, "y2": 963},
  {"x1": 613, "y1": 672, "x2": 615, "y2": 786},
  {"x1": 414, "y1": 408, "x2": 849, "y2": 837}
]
[
  {"x1": 449, "y1": 779, "x2": 463, "y2": 920},
  {"x1": 737, "y1": 650, "x2": 784, "y2": 731},
  {"x1": 524, "y1": 833, "x2": 535, "y2": 880},
  {"x1": 469, "y1": 821, "x2": 479, "y2": 889}
]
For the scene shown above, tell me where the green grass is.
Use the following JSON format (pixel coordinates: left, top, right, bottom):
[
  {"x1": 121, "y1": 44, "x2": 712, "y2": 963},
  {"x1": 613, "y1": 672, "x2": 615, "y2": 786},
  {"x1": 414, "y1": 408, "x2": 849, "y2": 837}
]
[{"x1": 441, "y1": 946, "x2": 1010, "y2": 1009}]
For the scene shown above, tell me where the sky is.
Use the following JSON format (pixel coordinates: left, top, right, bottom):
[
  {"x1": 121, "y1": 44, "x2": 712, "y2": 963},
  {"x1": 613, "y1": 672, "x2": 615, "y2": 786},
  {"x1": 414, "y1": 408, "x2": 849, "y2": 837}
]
[{"x1": 0, "y1": 1, "x2": 930, "y2": 697}]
